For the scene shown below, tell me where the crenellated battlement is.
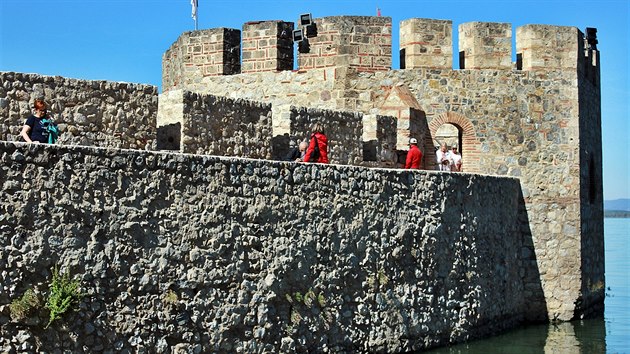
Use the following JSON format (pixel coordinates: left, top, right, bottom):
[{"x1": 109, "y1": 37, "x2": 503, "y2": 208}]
[
  {"x1": 162, "y1": 16, "x2": 600, "y2": 93},
  {"x1": 297, "y1": 16, "x2": 392, "y2": 72},
  {"x1": 242, "y1": 20, "x2": 294, "y2": 73},
  {"x1": 400, "y1": 18, "x2": 453, "y2": 69},
  {"x1": 162, "y1": 28, "x2": 241, "y2": 90},
  {"x1": 459, "y1": 22, "x2": 512, "y2": 69}
]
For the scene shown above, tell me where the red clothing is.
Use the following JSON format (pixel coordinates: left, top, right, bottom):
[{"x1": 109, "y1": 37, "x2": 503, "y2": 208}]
[
  {"x1": 405, "y1": 145, "x2": 422, "y2": 169},
  {"x1": 303, "y1": 132, "x2": 329, "y2": 163}
]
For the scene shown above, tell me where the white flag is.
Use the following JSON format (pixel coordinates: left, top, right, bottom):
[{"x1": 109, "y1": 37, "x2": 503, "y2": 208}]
[{"x1": 191, "y1": 0, "x2": 198, "y2": 21}]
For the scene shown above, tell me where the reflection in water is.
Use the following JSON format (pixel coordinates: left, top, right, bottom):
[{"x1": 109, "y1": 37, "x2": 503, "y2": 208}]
[
  {"x1": 424, "y1": 318, "x2": 606, "y2": 354},
  {"x1": 544, "y1": 322, "x2": 581, "y2": 354},
  {"x1": 545, "y1": 320, "x2": 606, "y2": 354}
]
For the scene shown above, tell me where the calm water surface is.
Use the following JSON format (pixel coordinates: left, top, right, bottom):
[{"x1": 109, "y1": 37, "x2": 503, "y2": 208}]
[{"x1": 426, "y1": 218, "x2": 630, "y2": 354}]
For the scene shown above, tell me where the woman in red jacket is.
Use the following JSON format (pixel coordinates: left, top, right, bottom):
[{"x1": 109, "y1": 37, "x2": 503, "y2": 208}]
[{"x1": 303, "y1": 123, "x2": 329, "y2": 164}]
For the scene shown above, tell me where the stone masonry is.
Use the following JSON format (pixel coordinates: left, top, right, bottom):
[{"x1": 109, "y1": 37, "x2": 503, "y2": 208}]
[
  {"x1": 158, "y1": 16, "x2": 604, "y2": 322},
  {"x1": 400, "y1": 18, "x2": 453, "y2": 69},
  {"x1": 297, "y1": 16, "x2": 392, "y2": 72},
  {"x1": 242, "y1": 21, "x2": 294, "y2": 74},
  {"x1": 0, "y1": 72, "x2": 158, "y2": 150},
  {"x1": 162, "y1": 28, "x2": 241, "y2": 92},
  {"x1": 0, "y1": 141, "x2": 525, "y2": 353}
]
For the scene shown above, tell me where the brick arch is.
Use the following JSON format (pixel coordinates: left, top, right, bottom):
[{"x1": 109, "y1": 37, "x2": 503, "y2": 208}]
[{"x1": 427, "y1": 112, "x2": 481, "y2": 173}]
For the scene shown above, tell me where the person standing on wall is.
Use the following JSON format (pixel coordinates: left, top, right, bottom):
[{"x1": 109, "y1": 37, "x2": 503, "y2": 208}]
[
  {"x1": 284, "y1": 140, "x2": 301, "y2": 161},
  {"x1": 405, "y1": 137, "x2": 422, "y2": 169},
  {"x1": 20, "y1": 99, "x2": 59, "y2": 144},
  {"x1": 449, "y1": 144, "x2": 462, "y2": 172},
  {"x1": 436, "y1": 142, "x2": 450, "y2": 171},
  {"x1": 297, "y1": 141, "x2": 308, "y2": 161},
  {"x1": 284, "y1": 140, "x2": 309, "y2": 162},
  {"x1": 303, "y1": 123, "x2": 329, "y2": 163}
]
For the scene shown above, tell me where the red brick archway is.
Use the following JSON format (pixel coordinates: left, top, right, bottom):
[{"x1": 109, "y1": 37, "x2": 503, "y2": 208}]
[{"x1": 428, "y1": 112, "x2": 481, "y2": 173}]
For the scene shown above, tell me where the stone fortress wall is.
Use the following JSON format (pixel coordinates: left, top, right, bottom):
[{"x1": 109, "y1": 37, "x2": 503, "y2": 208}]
[
  {"x1": 0, "y1": 13, "x2": 604, "y2": 354},
  {"x1": 0, "y1": 141, "x2": 527, "y2": 352},
  {"x1": 0, "y1": 72, "x2": 158, "y2": 150},
  {"x1": 159, "y1": 15, "x2": 604, "y2": 322}
]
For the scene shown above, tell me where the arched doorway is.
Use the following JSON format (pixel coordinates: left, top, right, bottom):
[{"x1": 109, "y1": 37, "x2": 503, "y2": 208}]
[
  {"x1": 428, "y1": 112, "x2": 481, "y2": 173},
  {"x1": 434, "y1": 123, "x2": 462, "y2": 152}
]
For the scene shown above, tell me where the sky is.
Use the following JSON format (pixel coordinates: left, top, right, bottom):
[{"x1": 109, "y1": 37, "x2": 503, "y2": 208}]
[{"x1": 1, "y1": 0, "x2": 628, "y2": 200}]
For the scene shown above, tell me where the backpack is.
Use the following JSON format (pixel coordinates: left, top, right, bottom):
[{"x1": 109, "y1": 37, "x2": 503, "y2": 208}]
[
  {"x1": 42, "y1": 118, "x2": 59, "y2": 144},
  {"x1": 307, "y1": 134, "x2": 320, "y2": 162}
]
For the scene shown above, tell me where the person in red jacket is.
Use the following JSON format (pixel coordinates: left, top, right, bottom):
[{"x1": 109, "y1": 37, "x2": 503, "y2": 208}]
[
  {"x1": 405, "y1": 137, "x2": 422, "y2": 169},
  {"x1": 303, "y1": 123, "x2": 329, "y2": 163}
]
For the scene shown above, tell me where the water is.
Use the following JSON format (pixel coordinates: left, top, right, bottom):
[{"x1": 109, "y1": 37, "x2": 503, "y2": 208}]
[{"x1": 426, "y1": 218, "x2": 630, "y2": 354}]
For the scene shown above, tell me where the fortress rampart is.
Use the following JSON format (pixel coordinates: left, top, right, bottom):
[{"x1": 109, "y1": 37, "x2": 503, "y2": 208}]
[
  {"x1": 0, "y1": 72, "x2": 158, "y2": 150},
  {"x1": 1, "y1": 141, "x2": 527, "y2": 352}
]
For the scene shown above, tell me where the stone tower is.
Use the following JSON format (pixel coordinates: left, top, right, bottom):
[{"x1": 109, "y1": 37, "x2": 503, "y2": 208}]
[{"x1": 158, "y1": 16, "x2": 604, "y2": 322}]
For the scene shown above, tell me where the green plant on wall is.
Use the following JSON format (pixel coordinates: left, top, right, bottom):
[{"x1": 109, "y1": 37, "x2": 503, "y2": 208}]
[
  {"x1": 45, "y1": 265, "x2": 83, "y2": 328},
  {"x1": 162, "y1": 289, "x2": 179, "y2": 308},
  {"x1": 9, "y1": 288, "x2": 41, "y2": 321},
  {"x1": 284, "y1": 288, "x2": 333, "y2": 332}
]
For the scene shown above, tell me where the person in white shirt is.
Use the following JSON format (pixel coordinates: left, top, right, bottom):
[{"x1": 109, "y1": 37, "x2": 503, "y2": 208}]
[
  {"x1": 450, "y1": 145, "x2": 462, "y2": 172},
  {"x1": 436, "y1": 142, "x2": 450, "y2": 171}
]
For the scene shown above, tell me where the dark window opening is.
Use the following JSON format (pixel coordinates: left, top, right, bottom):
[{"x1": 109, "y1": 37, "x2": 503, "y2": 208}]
[
  {"x1": 459, "y1": 51, "x2": 465, "y2": 69},
  {"x1": 363, "y1": 140, "x2": 378, "y2": 162},
  {"x1": 516, "y1": 53, "x2": 523, "y2": 70},
  {"x1": 400, "y1": 48, "x2": 406, "y2": 69}
]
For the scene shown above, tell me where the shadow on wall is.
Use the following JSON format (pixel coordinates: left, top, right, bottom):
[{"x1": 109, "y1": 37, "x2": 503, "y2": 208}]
[
  {"x1": 518, "y1": 187, "x2": 548, "y2": 323},
  {"x1": 157, "y1": 123, "x2": 181, "y2": 151}
]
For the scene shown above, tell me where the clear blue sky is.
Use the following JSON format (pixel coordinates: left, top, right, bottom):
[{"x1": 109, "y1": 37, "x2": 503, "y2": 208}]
[{"x1": 1, "y1": 0, "x2": 628, "y2": 200}]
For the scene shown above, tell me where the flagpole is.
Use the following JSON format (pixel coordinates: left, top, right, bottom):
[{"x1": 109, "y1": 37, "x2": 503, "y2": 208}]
[{"x1": 191, "y1": 0, "x2": 198, "y2": 31}]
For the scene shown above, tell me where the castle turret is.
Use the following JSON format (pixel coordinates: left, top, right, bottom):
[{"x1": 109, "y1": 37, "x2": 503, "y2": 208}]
[
  {"x1": 297, "y1": 16, "x2": 391, "y2": 72},
  {"x1": 400, "y1": 18, "x2": 452, "y2": 69},
  {"x1": 161, "y1": 28, "x2": 241, "y2": 92},
  {"x1": 458, "y1": 22, "x2": 512, "y2": 69},
  {"x1": 241, "y1": 20, "x2": 294, "y2": 73}
]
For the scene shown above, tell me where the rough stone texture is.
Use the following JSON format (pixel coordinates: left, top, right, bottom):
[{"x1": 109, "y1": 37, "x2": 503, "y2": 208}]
[
  {"x1": 458, "y1": 22, "x2": 512, "y2": 69},
  {"x1": 157, "y1": 90, "x2": 369, "y2": 164},
  {"x1": 0, "y1": 141, "x2": 525, "y2": 353},
  {"x1": 361, "y1": 114, "x2": 397, "y2": 168},
  {"x1": 162, "y1": 28, "x2": 241, "y2": 92},
  {"x1": 516, "y1": 25, "x2": 581, "y2": 72},
  {"x1": 242, "y1": 21, "x2": 294, "y2": 73},
  {"x1": 400, "y1": 18, "x2": 453, "y2": 69},
  {"x1": 298, "y1": 16, "x2": 392, "y2": 72},
  {"x1": 286, "y1": 106, "x2": 363, "y2": 165},
  {"x1": 181, "y1": 92, "x2": 273, "y2": 158},
  {"x1": 186, "y1": 67, "x2": 346, "y2": 110},
  {"x1": 0, "y1": 72, "x2": 158, "y2": 149},
  {"x1": 164, "y1": 19, "x2": 604, "y2": 321},
  {"x1": 157, "y1": 89, "x2": 376, "y2": 165}
]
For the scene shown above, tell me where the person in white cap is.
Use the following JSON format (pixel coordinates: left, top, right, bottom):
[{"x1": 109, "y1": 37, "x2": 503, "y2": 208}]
[
  {"x1": 450, "y1": 144, "x2": 462, "y2": 172},
  {"x1": 405, "y1": 137, "x2": 422, "y2": 169}
]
